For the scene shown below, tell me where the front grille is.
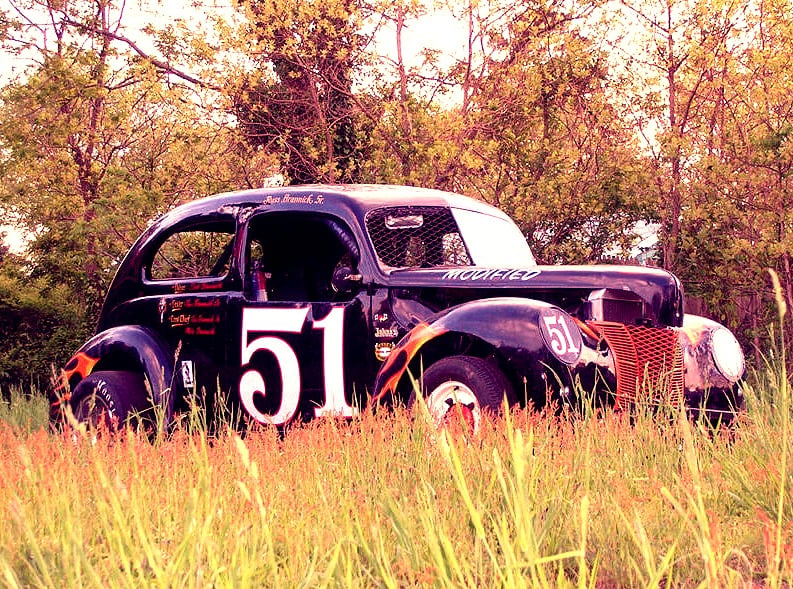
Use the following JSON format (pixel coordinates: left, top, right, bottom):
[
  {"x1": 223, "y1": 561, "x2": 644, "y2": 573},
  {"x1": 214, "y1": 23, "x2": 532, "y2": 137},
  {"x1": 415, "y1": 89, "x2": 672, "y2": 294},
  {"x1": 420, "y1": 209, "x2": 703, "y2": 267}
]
[
  {"x1": 589, "y1": 321, "x2": 684, "y2": 410},
  {"x1": 586, "y1": 288, "x2": 645, "y2": 325},
  {"x1": 601, "y1": 298, "x2": 644, "y2": 325}
]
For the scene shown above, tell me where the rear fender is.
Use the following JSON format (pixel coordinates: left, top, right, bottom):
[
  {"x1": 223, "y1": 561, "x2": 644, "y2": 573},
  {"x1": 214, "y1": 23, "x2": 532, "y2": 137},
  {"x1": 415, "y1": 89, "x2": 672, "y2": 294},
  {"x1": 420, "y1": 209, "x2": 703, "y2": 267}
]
[{"x1": 52, "y1": 326, "x2": 174, "y2": 417}]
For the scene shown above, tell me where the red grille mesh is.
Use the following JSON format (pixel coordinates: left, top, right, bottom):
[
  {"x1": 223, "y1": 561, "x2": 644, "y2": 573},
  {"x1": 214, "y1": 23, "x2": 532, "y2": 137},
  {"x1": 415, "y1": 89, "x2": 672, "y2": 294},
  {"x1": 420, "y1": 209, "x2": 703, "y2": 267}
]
[{"x1": 588, "y1": 321, "x2": 684, "y2": 410}]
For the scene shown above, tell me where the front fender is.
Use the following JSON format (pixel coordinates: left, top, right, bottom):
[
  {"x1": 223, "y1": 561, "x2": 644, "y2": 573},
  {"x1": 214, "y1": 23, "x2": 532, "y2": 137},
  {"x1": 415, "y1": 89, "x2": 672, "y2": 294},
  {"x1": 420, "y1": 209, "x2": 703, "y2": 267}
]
[
  {"x1": 373, "y1": 297, "x2": 591, "y2": 405},
  {"x1": 678, "y1": 314, "x2": 745, "y2": 395},
  {"x1": 53, "y1": 325, "x2": 174, "y2": 410}
]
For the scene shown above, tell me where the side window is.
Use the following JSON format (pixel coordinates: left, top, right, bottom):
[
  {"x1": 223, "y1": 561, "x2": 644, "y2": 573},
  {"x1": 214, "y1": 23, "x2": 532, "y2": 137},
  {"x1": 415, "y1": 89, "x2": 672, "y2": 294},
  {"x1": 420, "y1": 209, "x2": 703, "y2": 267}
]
[
  {"x1": 442, "y1": 232, "x2": 469, "y2": 265},
  {"x1": 365, "y1": 206, "x2": 471, "y2": 268},
  {"x1": 149, "y1": 219, "x2": 236, "y2": 281},
  {"x1": 244, "y1": 213, "x2": 360, "y2": 302}
]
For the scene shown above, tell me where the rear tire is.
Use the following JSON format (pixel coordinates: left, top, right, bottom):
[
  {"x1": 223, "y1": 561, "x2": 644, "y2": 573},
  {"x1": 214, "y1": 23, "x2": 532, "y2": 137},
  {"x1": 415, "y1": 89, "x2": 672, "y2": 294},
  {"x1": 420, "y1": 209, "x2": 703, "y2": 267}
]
[
  {"x1": 70, "y1": 371, "x2": 150, "y2": 431},
  {"x1": 410, "y1": 355, "x2": 515, "y2": 434}
]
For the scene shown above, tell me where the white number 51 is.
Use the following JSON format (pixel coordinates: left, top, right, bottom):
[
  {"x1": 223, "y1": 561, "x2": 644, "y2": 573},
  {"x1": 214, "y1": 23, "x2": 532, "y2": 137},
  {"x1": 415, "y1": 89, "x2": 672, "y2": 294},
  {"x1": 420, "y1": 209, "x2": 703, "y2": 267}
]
[{"x1": 239, "y1": 307, "x2": 355, "y2": 425}]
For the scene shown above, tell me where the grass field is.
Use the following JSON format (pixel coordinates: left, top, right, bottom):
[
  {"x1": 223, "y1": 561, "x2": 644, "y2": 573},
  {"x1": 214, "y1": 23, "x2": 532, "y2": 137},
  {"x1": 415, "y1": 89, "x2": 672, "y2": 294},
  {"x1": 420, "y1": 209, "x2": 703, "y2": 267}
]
[{"x1": 0, "y1": 356, "x2": 791, "y2": 589}]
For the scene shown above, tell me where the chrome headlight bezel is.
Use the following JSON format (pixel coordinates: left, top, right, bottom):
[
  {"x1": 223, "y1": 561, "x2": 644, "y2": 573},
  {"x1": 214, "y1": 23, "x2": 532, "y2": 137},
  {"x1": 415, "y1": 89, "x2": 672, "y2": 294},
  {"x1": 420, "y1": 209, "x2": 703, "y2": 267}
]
[{"x1": 710, "y1": 327, "x2": 745, "y2": 383}]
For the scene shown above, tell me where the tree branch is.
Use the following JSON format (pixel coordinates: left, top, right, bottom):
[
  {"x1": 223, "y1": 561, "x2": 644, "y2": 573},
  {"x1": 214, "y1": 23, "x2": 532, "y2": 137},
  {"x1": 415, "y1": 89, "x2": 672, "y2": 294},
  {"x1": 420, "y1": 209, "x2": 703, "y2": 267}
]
[{"x1": 63, "y1": 17, "x2": 223, "y2": 92}]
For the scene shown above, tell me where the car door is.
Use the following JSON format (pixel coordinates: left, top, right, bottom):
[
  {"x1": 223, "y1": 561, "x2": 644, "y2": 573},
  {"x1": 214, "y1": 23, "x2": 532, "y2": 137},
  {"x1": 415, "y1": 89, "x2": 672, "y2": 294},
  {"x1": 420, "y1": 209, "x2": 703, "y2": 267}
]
[
  {"x1": 140, "y1": 215, "x2": 239, "y2": 415},
  {"x1": 231, "y1": 211, "x2": 370, "y2": 426}
]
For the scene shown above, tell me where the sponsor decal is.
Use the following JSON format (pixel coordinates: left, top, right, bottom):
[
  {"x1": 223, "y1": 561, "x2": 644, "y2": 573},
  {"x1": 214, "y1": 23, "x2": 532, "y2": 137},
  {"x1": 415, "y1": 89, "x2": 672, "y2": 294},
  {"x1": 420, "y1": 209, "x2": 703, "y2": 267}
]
[
  {"x1": 173, "y1": 282, "x2": 224, "y2": 294},
  {"x1": 374, "y1": 326, "x2": 400, "y2": 339},
  {"x1": 375, "y1": 342, "x2": 395, "y2": 361},
  {"x1": 184, "y1": 298, "x2": 222, "y2": 309},
  {"x1": 166, "y1": 298, "x2": 223, "y2": 335},
  {"x1": 181, "y1": 360, "x2": 195, "y2": 389},
  {"x1": 186, "y1": 326, "x2": 216, "y2": 336},
  {"x1": 169, "y1": 313, "x2": 220, "y2": 328},
  {"x1": 442, "y1": 268, "x2": 541, "y2": 282},
  {"x1": 372, "y1": 322, "x2": 446, "y2": 401}
]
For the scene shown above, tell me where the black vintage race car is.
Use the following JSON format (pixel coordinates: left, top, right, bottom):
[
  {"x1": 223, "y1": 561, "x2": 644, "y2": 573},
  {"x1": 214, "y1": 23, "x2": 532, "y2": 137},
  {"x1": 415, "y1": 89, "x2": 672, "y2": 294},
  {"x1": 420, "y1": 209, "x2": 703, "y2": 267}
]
[{"x1": 51, "y1": 184, "x2": 745, "y2": 432}]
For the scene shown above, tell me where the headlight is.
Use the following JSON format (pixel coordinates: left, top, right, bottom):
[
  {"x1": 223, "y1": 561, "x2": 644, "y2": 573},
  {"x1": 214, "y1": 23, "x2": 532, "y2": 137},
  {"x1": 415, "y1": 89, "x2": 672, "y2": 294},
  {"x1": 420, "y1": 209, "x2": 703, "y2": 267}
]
[{"x1": 711, "y1": 328, "x2": 745, "y2": 382}]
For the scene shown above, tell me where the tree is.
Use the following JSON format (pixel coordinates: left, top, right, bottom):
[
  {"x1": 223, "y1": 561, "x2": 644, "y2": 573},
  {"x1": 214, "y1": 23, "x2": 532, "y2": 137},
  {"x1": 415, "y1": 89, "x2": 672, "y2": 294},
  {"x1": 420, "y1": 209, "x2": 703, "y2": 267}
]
[
  {"x1": 231, "y1": 0, "x2": 371, "y2": 184},
  {"x1": 689, "y1": 0, "x2": 793, "y2": 360},
  {"x1": 353, "y1": 0, "x2": 439, "y2": 183},
  {"x1": 444, "y1": 0, "x2": 656, "y2": 262},
  {"x1": 0, "y1": 0, "x2": 275, "y2": 386},
  {"x1": 613, "y1": 0, "x2": 793, "y2": 362},
  {"x1": 615, "y1": 0, "x2": 746, "y2": 273}
]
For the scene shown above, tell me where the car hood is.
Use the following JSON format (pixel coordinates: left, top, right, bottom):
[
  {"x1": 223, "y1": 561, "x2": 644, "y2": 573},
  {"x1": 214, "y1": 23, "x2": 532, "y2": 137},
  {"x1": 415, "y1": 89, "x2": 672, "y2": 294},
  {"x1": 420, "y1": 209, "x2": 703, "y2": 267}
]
[{"x1": 384, "y1": 264, "x2": 684, "y2": 327}]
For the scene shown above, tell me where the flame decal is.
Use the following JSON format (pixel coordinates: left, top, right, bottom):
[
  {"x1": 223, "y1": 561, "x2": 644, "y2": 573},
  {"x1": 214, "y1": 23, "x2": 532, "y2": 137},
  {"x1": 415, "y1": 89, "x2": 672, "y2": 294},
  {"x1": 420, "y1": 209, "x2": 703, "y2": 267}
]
[
  {"x1": 52, "y1": 352, "x2": 99, "y2": 404},
  {"x1": 372, "y1": 322, "x2": 445, "y2": 401}
]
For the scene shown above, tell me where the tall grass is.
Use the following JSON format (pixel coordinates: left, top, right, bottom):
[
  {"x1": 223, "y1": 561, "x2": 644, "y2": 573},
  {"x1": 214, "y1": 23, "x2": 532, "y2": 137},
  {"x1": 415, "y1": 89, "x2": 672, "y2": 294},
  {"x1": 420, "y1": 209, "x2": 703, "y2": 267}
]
[
  {"x1": 1, "y1": 307, "x2": 791, "y2": 587},
  {"x1": 0, "y1": 386, "x2": 48, "y2": 433}
]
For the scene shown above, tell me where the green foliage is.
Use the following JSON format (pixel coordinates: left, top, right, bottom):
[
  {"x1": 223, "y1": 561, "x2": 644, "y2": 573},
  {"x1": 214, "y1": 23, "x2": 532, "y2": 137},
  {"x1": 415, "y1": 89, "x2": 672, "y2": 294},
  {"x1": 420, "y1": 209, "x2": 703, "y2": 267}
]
[
  {"x1": 462, "y1": 12, "x2": 655, "y2": 263},
  {"x1": 647, "y1": 0, "x2": 793, "y2": 360},
  {"x1": 0, "y1": 54, "x2": 261, "y2": 309},
  {"x1": 0, "y1": 0, "x2": 278, "y2": 386},
  {"x1": 606, "y1": 0, "x2": 793, "y2": 363},
  {"x1": 0, "y1": 256, "x2": 93, "y2": 386},
  {"x1": 357, "y1": 0, "x2": 656, "y2": 263}
]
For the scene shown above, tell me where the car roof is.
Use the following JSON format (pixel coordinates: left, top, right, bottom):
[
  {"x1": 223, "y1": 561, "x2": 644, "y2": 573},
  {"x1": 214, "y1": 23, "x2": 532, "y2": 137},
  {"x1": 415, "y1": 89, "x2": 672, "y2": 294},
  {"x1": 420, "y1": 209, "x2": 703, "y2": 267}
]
[{"x1": 157, "y1": 184, "x2": 509, "y2": 225}]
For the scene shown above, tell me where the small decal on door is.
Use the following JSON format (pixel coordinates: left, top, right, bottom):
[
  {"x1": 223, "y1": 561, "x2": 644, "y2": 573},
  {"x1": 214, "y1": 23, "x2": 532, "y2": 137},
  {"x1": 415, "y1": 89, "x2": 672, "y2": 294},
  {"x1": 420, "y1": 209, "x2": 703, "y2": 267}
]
[{"x1": 181, "y1": 360, "x2": 195, "y2": 389}]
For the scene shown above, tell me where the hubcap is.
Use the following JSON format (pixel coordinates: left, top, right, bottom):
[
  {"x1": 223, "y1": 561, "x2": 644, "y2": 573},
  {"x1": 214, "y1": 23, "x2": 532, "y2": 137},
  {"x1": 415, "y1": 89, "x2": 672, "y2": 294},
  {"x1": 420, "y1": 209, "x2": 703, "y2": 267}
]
[{"x1": 426, "y1": 381, "x2": 481, "y2": 435}]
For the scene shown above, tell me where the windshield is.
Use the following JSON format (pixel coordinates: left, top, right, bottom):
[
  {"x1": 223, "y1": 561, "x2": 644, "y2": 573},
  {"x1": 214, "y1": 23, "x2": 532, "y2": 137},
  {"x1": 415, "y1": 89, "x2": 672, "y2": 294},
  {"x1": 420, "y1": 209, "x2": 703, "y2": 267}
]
[{"x1": 451, "y1": 207, "x2": 536, "y2": 267}]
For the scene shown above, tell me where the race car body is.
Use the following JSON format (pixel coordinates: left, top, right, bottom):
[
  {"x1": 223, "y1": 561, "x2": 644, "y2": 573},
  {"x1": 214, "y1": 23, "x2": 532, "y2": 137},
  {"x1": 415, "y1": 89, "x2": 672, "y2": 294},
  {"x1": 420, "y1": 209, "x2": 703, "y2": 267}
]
[{"x1": 51, "y1": 185, "x2": 745, "y2": 430}]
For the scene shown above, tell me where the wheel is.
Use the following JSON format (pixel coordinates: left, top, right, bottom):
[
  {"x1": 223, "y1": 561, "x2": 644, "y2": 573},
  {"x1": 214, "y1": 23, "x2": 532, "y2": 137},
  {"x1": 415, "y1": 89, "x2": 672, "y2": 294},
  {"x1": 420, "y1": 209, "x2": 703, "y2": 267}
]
[
  {"x1": 69, "y1": 371, "x2": 151, "y2": 431},
  {"x1": 411, "y1": 355, "x2": 515, "y2": 434}
]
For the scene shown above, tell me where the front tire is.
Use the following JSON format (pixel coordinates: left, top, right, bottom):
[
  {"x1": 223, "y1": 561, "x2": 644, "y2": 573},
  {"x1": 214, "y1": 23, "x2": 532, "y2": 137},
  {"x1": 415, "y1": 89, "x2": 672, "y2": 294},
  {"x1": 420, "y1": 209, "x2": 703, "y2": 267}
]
[
  {"x1": 69, "y1": 371, "x2": 150, "y2": 431},
  {"x1": 411, "y1": 355, "x2": 515, "y2": 433}
]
